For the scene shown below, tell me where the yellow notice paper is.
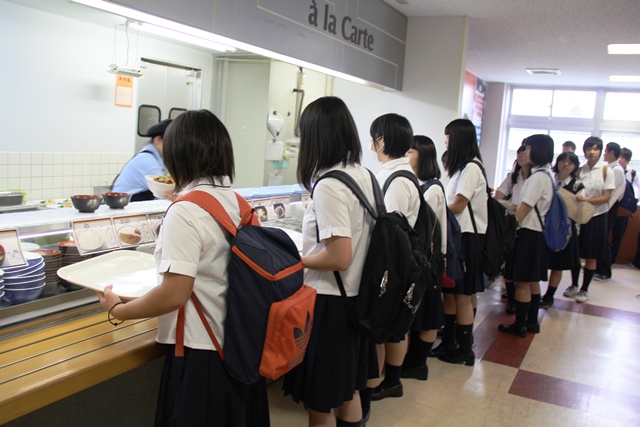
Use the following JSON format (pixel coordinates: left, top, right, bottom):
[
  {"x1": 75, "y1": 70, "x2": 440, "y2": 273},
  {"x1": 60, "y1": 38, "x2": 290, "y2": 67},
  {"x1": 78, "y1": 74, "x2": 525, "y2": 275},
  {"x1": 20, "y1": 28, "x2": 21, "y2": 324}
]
[{"x1": 115, "y1": 75, "x2": 133, "y2": 107}]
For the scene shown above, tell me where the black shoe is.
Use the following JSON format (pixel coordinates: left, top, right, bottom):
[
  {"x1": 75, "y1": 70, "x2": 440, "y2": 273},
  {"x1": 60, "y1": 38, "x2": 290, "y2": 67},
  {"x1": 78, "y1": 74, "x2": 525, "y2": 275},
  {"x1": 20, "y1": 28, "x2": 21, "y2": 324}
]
[
  {"x1": 506, "y1": 301, "x2": 516, "y2": 314},
  {"x1": 498, "y1": 323, "x2": 527, "y2": 338},
  {"x1": 539, "y1": 298, "x2": 553, "y2": 309},
  {"x1": 437, "y1": 350, "x2": 475, "y2": 366},
  {"x1": 428, "y1": 342, "x2": 457, "y2": 358},
  {"x1": 526, "y1": 323, "x2": 540, "y2": 333},
  {"x1": 501, "y1": 292, "x2": 509, "y2": 301},
  {"x1": 371, "y1": 382, "x2": 403, "y2": 401},
  {"x1": 401, "y1": 364, "x2": 428, "y2": 381}
]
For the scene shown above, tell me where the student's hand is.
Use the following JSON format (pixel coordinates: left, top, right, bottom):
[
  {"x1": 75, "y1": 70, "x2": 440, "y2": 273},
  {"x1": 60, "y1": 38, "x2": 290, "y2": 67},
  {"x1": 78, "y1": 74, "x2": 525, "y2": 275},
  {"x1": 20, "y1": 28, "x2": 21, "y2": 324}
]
[{"x1": 97, "y1": 285, "x2": 122, "y2": 312}]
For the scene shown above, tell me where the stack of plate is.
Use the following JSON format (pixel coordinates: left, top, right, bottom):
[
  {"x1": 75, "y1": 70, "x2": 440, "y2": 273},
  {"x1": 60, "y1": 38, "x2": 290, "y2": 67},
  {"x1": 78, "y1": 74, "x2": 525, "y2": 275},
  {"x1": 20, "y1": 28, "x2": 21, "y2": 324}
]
[
  {"x1": 0, "y1": 269, "x2": 5, "y2": 301},
  {"x1": 58, "y1": 241, "x2": 90, "y2": 291},
  {"x1": 31, "y1": 249, "x2": 62, "y2": 296},
  {"x1": 2, "y1": 252, "x2": 46, "y2": 305}
]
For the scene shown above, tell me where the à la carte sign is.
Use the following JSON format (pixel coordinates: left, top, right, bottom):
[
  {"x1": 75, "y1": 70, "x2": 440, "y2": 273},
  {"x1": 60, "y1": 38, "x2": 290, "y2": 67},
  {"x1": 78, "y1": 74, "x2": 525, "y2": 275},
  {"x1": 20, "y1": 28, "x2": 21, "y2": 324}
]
[{"x1": 308, "y1": 0, "x2": 374, "y2": 51}]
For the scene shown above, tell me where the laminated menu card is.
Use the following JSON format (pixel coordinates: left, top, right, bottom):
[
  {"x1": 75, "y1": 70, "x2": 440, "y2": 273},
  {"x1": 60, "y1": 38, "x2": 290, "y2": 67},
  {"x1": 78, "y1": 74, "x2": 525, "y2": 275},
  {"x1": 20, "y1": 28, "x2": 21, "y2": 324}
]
[
  {"x1": 113, "y1": 214, "x2": 155, "y2": 247},
  {"x1": 0, "y1": 229, "x2": 27, "y2": 268},
  {"x1": 251, "y1": 198, "x2": 275, "y2": 223},
  {"x1": 148, "y1": 212, "x2": 164, "y2": 239},
  {"x1": 271, "y1": 196, "x2": 291, "y2": 219},
  {"x1": 72, "y1": 219, "x2": 119, "y2": 255}
]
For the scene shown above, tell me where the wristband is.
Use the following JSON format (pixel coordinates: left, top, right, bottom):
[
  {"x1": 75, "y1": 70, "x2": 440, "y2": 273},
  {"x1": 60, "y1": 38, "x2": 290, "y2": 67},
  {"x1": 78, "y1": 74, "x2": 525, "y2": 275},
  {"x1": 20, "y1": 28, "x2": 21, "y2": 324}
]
[{"x1": 108, "y1": 302, "x2": 125, "y2": 326}]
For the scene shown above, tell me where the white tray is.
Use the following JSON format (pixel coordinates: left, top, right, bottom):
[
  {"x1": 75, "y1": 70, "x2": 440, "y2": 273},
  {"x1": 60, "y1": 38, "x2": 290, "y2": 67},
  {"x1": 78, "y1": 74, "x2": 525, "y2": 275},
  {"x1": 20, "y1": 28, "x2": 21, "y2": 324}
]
[{"x1": 57, "y1": 251, "x2": 158, "y2": 298}]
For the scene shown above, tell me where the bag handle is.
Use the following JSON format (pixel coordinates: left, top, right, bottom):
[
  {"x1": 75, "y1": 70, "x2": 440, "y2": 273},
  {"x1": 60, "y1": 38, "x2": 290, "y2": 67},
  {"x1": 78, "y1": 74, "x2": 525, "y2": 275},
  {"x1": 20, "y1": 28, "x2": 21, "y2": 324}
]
[{"x1": 175, "y1": 293, "x2": 224, "y2": 359}]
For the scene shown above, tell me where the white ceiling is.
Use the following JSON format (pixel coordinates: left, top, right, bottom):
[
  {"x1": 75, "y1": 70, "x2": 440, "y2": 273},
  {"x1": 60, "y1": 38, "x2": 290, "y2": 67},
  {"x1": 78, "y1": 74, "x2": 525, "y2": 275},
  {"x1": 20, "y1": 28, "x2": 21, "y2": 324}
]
[
  {"x1": 8, "y1": 0, "x2": 640, "y2": 90},
  {"x1": 384, "y1": 0, "x2": 640, "y2": 89}
]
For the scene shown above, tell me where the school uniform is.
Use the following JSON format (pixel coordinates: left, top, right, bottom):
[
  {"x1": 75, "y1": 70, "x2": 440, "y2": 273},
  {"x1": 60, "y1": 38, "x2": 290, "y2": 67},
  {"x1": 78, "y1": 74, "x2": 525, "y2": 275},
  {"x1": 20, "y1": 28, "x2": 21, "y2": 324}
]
[
  {"x1": 154, "y1": 177, "x2": 269, "y2": 427},
  {"x1": 496, "y1": 169, "x2": 527, "y2": 205},
  {"x1": 597, "y1": 160, "x2": 626, "y2": 277},
  {"x1": 577, "y1": 161, "x2": 615, "y2": 259},
  {"x1": 445, "y1": 159, "x2": 487, "y2": 295},
  {"x1": 283, "y1": 163, "x2": 378, "y2": 413},
  {"x1": 505, "y1": 166, "x2": 553, "y2": 283},
  {"x1": 548, "y1": 176, "x2": 585, "y2": 271}
]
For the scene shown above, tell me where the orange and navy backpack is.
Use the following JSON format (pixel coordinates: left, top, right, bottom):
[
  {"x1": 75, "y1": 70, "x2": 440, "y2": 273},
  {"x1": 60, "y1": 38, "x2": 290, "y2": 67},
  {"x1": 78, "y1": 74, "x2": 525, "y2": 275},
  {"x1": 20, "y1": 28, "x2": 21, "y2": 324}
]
[{"x1": 172, "y1": 190, "x2": 316, "y2": 384}]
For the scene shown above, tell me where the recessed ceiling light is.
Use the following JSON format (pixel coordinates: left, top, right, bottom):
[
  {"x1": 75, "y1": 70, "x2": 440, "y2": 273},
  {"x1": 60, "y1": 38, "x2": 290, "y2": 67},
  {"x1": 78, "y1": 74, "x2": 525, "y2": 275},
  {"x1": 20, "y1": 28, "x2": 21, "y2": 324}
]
[
  {"x1": 608, "y1": 44, "x2": 640, "y2": 55},
  {"x1": 610, "y1": 75, "x2": 640, "y2": 82},
  {"x1": 526, "y1": 68, "x2": 561, "y2": 75}
]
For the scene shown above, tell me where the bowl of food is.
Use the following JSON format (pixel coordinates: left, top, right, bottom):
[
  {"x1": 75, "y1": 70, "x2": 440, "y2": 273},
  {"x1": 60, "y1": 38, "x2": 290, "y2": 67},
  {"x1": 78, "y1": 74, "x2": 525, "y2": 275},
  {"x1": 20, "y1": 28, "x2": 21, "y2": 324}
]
[
  {"x1": 118, "y1": 225, "x2": 142, "y2": 245},
  {"x1": 145, "y1": 175, "x2": 175, "y2": 199},
  {"x1": 103, "y1": 192, "x2": 132, "y2": 209},
  {"x1": 71, "y1": 195, "x2": 102, "y2": 213}
]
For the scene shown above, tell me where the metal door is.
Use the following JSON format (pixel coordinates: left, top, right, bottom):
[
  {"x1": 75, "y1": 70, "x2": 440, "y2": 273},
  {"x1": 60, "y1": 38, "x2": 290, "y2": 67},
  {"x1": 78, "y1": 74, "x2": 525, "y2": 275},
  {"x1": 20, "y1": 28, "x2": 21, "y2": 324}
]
[{"x1": 134, "y1": 60, "x2": 202, "y2": 153}]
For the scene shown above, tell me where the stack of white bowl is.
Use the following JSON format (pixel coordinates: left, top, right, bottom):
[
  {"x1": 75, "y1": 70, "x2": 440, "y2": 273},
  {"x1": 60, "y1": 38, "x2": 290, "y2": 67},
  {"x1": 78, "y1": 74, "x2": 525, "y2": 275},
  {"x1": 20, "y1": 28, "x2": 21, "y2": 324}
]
[
  {"x1": 2, "y1": 252, "x2": 45, "y2": 305},
  {"x1": 0, "y1": 269, "x2": 4, "y2": 300}
]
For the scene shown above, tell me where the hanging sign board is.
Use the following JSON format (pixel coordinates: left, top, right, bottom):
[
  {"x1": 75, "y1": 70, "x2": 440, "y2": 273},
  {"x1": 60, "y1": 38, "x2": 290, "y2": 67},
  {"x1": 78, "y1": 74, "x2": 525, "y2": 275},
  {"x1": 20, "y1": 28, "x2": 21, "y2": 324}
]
[{"x1": 115, "y1": 75, "x2": 134, "y2": 107}]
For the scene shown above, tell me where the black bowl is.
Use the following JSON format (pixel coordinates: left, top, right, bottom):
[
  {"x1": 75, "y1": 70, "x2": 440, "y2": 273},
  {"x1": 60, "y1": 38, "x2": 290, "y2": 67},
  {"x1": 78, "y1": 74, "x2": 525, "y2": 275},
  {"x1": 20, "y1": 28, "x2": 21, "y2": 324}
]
[
  {"x1": 103, "y1": 192, "x2": 132, "y2": 209},
  {"x1": 71, "y1": 195, "x2": 102, "y2": 213}
]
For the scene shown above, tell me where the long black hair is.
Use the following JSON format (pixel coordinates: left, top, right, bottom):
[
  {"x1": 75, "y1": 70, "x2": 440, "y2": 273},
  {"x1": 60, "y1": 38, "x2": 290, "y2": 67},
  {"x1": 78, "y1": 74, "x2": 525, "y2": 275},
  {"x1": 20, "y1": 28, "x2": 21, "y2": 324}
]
[
  {"x1": 411, "y1": 135, "x2": 441, "y2": 181},
  {"x1": 296, "y1": 96, "x2": 362, "y2": 191},
  {"x1": 163, "y1": 109, "x2": 235, "y2": 192},
  {"x1": 443, "y1": 118, "x2": 482, "y2": 178}
]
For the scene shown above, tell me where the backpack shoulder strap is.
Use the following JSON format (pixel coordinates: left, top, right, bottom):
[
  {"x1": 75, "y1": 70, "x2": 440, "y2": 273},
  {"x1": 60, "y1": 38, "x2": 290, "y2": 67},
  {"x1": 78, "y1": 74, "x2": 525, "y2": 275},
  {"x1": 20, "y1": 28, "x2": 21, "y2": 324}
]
[
  {"x1": 171, "y1": 190, "x2": 258, "y2": 237},
  {"x1": 422, "y1": 178, "x2": 445, "y2": 195},
  {"x1": 175, "y1": 293, "x2": 224, "y2": 359},
  {"x1": 603, "y1": 165, "x2": 608, "y2": 180},
  {"x1": 313, "y1": 169, "x2": 384, "y2": 219}
]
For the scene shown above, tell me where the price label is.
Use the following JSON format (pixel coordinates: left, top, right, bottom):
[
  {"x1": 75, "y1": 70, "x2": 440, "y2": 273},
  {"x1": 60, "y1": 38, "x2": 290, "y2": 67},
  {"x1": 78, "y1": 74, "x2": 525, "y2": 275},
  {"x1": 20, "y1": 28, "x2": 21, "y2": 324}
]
[{"x1": 0, "y1": 229, "x2": 27, "y2": 268}]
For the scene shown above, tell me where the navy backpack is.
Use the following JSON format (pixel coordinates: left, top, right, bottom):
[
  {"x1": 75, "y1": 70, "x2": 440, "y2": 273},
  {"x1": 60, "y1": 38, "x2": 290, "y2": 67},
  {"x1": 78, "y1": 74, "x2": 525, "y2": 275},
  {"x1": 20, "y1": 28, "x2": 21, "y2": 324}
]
[{"x1": 534, "y1": 170, "x2": 572, "y2": 252}]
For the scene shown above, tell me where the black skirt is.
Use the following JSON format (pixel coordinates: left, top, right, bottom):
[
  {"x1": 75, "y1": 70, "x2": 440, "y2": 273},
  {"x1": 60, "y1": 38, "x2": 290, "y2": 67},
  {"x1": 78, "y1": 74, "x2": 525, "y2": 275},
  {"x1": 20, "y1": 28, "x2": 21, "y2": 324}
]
[
  {"x1": 283, "y1": 294, "x2": 378, "y2": 413},
  {"x1": 505, "y1": 228, "x2": 549, "y2": 283},
  {"x1": 411, "y1": 287, "x2": 444, "y2": 331},
  {"x1": 443, "y1": 233, "x2": 485, "y2": 295},
  {"x1": 155, "y1": 345, "x2": 270, "y2": 427},
  {"x1": 549, "y1": 221, "x2": 580, "y2": 270},
  {"x1": 579, "y1": 213, "x2": 607, "y2": 259}
]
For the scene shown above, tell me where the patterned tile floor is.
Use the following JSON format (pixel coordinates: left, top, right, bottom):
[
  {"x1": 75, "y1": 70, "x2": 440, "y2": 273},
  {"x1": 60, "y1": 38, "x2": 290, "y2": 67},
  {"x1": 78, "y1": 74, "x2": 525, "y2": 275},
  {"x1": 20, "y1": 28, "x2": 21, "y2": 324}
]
[{"x1": 268, "y1": 264, "x2": 640, "y2": 426}]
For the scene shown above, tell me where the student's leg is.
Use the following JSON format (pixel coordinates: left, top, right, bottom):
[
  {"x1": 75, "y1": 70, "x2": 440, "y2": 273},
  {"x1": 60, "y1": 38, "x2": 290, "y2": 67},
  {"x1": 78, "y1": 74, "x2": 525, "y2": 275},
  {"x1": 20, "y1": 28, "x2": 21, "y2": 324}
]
[
  {"x1": 609, "y1": 215, "x2": 628, "y2": 266},
  {"x1": 542, "y1": 270, "x2": 561, "y2": 307}
]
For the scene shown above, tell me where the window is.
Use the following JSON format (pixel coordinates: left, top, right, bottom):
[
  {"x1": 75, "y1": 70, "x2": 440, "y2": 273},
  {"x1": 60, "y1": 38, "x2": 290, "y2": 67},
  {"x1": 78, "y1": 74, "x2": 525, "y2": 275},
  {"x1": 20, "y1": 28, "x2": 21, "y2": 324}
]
[
  {"x1": 604, "y1": 93, "x2": 640, "y2": 121},
  {"x1": 551, "y1": 91, "x2": 596, "y2": 119},
  {"x1": 511, "y1": 89, "x2": 552, "y2": 116}
]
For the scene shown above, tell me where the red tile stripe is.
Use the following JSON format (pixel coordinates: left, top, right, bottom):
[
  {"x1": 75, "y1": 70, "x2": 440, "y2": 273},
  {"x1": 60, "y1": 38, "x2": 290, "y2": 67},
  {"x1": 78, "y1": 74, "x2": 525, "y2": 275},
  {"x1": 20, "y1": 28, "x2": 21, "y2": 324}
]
[
  {"x1": 509, "y1": 370, "x2": 640, "y2": 424},
  {"x1": 549, "y1": 299, "x2": 640, "y2": 324}
]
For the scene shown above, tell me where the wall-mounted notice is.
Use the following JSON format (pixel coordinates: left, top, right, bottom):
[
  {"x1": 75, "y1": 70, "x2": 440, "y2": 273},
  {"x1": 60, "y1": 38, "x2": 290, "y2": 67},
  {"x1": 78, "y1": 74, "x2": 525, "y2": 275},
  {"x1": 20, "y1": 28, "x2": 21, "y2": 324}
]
[{"x1": 115, "y1": 75, "x2": 134, "y2": 107}]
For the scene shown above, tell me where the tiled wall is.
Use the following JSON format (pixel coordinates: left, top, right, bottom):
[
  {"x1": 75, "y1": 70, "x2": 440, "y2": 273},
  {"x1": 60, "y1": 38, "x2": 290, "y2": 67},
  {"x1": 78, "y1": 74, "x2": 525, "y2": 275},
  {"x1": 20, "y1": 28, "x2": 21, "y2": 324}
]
[{"x1": 0, "y1": 152, "x2": 131, "y2": 201}]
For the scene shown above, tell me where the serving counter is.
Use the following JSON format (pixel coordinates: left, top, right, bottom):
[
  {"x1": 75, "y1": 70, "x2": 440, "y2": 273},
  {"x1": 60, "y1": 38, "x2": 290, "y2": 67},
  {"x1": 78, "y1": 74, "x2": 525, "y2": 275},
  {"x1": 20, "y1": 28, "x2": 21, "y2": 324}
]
[{"x1": 0, "y1": 200, "x2": 171, "y2": 425}]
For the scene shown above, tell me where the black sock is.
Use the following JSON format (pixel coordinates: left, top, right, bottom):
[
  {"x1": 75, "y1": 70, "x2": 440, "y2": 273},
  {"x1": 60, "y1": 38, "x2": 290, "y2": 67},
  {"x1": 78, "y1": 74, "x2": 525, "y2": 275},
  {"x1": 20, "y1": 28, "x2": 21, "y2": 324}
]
[
  {"x1": 571, "y1": 265, "x2": 581, "y2": 287},
  {"x1": 404, "y1": 336, "x2": 433, "y2": 369},
  {"x1": 543, "y1": 285, "x2": 557, "y2": 300},
  {"x1": 360, "y1": 387, "x2": 374, "y2": 418},
  {"x1": 506, "y1": 281, "x2": 515, "y2": 303},
  {"x1": 337, "y1": 418, "x2": 362, "y2": 427},
  {"x1": 473, "y1": 308, "x2": 477, "y2": 320},
  {"x1": 515, "y1": 301, "x2": 529, "y2": 328},
  {"x1": 442, "y1": 314, "x2": 457, "y2": 347},
  {"x1": 527, "y1": 294, "x2": 540, "y2": 325},
  {"x1": 381, "y1": 363, "x2": 402, "y2": 387},
  {"x1": 457, "y1": 323, "x2": 473, "y2": 353},
  {"x1": 581, "y1": 268, "x2": 595, "y2": 292}
]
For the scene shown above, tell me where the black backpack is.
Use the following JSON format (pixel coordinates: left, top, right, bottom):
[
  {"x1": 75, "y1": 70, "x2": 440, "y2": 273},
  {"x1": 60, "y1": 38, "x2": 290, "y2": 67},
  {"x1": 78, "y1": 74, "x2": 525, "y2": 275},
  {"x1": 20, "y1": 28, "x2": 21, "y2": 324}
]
[
  {"x1": 617, "y1": 178, "x2": 638, "y2": 217},
  {"x1": 313, "y1": 169, "x2": 439, "y2": 344},
  {"x1": 421, "y1": 179, "x2": 465, "y2": 283},
  {"x1": 466, "y1": 161, "x2": 517, "y2": 278}
]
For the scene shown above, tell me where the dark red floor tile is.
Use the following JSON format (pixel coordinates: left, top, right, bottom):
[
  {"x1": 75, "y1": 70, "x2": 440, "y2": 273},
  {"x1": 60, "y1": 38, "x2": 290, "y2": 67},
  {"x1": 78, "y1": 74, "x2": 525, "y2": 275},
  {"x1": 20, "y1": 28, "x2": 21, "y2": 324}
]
[{"x1": 550, "y1": 299, "x2": 640, "y2": 324}]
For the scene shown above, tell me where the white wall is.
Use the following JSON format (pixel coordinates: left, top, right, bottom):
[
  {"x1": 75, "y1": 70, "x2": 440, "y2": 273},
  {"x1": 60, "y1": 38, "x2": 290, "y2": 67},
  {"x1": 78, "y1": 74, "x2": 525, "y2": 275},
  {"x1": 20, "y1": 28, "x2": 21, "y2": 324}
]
[
  {"x1": 335, "y1": 16, "x2": 469, "y2": 179},
  {"x1": 480, "y1": 82, "x2": 509, "y2": 188},
  {"x1": 0, "y1": 1, "x2": 215, "y2": 154}
]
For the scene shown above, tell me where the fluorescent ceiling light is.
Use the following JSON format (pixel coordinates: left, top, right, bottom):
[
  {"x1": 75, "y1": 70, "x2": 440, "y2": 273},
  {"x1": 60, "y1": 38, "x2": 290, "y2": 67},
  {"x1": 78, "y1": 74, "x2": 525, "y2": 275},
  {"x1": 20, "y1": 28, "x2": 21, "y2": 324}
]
[
  {"x1": 608, "y1": 44, "x2": 640, "y2": 55},
  {"x1": 526, "y1": 68, "x2": 561, "y2": 75},
  {"x1": 609, "y1": 75, "x2": 640, "y2": 83},
  {"x1": 70, "y1": 0, "x2": 385, "y2": 89},
  {"x1": 71, "y1": 0, "x2": 236, "y2": 51},
  {"x1": 128, "y1": 21, "x2": 234, "y2": 52}
]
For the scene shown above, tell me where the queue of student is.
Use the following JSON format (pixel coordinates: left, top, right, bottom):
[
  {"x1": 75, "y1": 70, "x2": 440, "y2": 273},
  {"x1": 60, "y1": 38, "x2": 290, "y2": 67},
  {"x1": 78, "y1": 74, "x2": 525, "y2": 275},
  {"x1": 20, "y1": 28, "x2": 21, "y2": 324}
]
[{"x1": 94, "y1": 97, "x2": 635, "y2": 426}]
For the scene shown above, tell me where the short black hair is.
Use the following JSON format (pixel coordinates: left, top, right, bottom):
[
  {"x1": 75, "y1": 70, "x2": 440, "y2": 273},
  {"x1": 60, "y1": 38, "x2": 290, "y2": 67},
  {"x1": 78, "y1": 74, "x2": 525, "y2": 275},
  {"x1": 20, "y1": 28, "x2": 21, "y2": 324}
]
[
  {"x1": 524, "y1": 134, "x2": 554, "y2": 166},
  {"x1": 297, "y1": 96, "x2": 362, "y2": 191},
  {"x1": 620, "y1": 147, "x2": 632, "y2": 162},
  {"x1": 163, "y1": 110, "x2": 235, "y2": 191},
  {"x1": 411, "y1": 135, "x2": 441, "y2": 181},
  {"x1": 562, "y1": 140, "x2": 576, "y2": 151},
  {"x1": 552, "y1": 152, "x2": 580, "y2": 177},
  {"x1": 583, "y1": 136, "x2": 603, "y2": 153},
  {"x1": 443, "y1": 118, "x2": 482, "y2": 177},
  {"x1": 605, "y1": 142, "x2": 621, "y2": 158},
  {"x1": 370, "y1": 113, "x2": 413, "y2": 159}
]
